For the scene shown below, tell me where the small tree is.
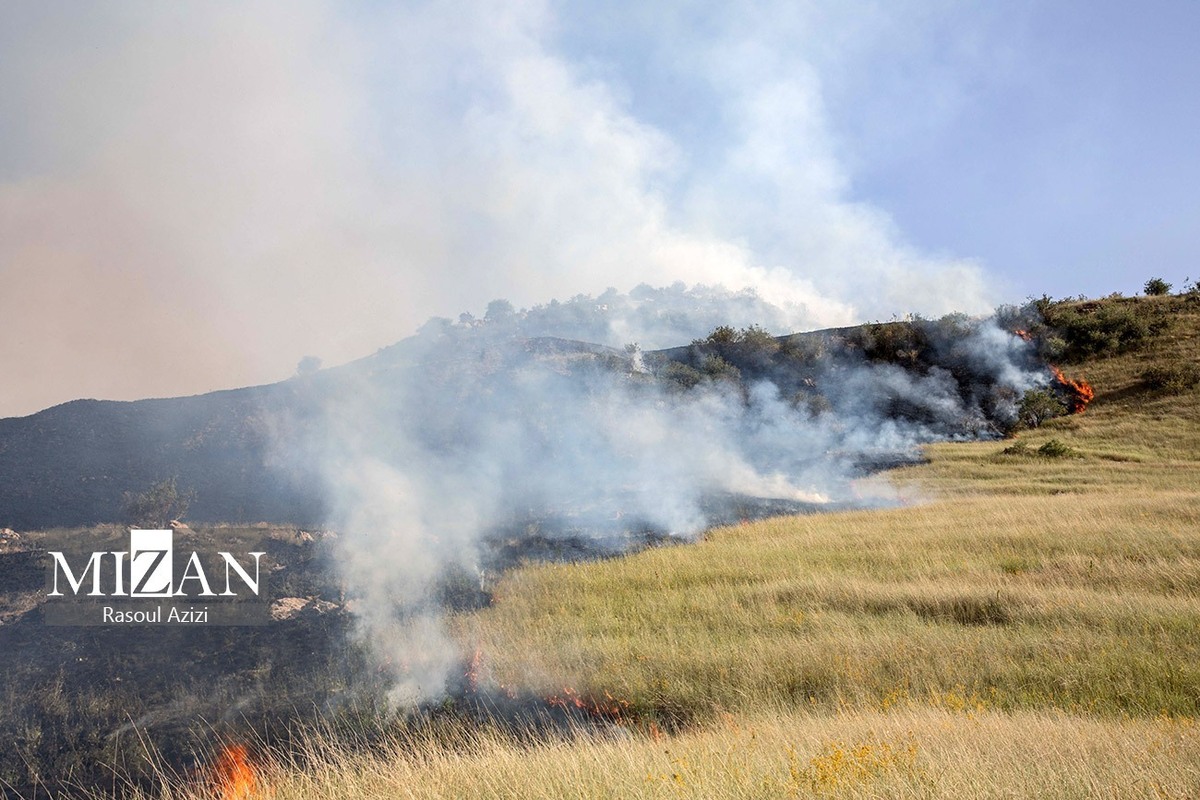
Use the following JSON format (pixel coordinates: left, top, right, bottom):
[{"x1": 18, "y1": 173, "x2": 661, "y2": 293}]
[
  {"x1": 121, "y1": 477, "x2": 196, "y2": 528},
  {"x1": 295, "y1": 355, "x2": 322, "y2": 376},
  {"x1": 702, "y1": 325, "x2": 739, "y2": 346},
  {"x1": 661, "y1": 362, "x2": 703, "y2": 390},
  {"x1": 700, "y1": 354, "x2": 741, "y2": 383},
  {"x1": 484, "y1": 298, "x2": 516, "y2": 322},
  {"x1": 1018, "y1": 389, "x2": 1067, "y2": 428},
  {"x1": 738, "y1": 324, "x2": 776, "y2": 347},
  {"x1": 1142, "y1": 361, "x2": 1200, "y2": 393},
  {"x1": 1037, "y1": 439, "x2": 1077, "y2": 458},
  {"x1": 1144, "y1": 277, "x2": 1172, "y2": 296}
]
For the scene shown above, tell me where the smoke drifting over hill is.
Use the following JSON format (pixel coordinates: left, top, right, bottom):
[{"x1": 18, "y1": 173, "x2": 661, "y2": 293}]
[
  {"x1": 429, "y1": 283, "x2": 817, "y2": 350},
  {"x1": 280, "y1": 286, "x2": 1046, "y2": 705},
  {"x1": 0, "y1": 2, "x2": 995, "y2": 419}
]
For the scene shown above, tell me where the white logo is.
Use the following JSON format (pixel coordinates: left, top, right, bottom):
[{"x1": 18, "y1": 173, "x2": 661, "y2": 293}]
[{"x1": 48, "y1": 529, "x2": 265, "y2": 598}]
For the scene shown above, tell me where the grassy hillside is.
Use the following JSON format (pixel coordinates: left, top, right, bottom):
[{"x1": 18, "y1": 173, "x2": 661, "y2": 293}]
[
  {"x1": 77, "y1": 294, "x2": 1200, "y2": 798},
  {"x1": 455, "y1": 295, "x2": 1200, "y2": 719}
]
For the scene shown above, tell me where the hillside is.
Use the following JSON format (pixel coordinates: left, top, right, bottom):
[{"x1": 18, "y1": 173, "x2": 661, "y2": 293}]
[
  {"x1": 0, "y1": 314, "x2": 1036, "y2": 531},
  {"x1": 1, "y1": 293, "x2": 1197, "y2": 798},
  {"x1": 420, "y1": 292, "x2": 1199, "y2": 798},
  {"x1": 468, "y1": 294, "x2": 1200, "y2": 705}
]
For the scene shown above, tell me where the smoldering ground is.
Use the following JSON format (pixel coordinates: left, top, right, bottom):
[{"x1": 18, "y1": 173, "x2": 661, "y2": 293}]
[{"x1": 275, "y1": 285, "x2": 1048, "y2": 706}]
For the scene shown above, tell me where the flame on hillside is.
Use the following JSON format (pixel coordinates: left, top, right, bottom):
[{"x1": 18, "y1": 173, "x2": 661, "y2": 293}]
[
  {"x1": 544, "y1": 686, "x2": 631, "y2": 721},
  {"x1": 212, "y1": 744, "x2": 260, "y2": 800},
  {"x1": 464, "y1": 647, "x2": 483, "y2": 694},
  {"x1": 1050, "y1": 366, "x2": 1095, "y2": 414}
]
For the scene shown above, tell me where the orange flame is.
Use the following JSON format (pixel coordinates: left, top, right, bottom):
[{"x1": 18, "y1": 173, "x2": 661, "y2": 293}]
[
  {"x1": 544, "y1": 687, "x2": 631, "y2": 721},
  {"x1": 213, "y1": 744, "x2": 260, "y2": 800},
  {"x1": 461, "y1": 647, "x2": 517, "y2": 698},
  {"x1": 1050, "y1": 365, "x2": 1095, "y2": 414},
  {"x1": 1012, "y1": 329, "x2": 1033, "y2": 342},
  {"x1": 465, "y1": 646, "x2": 483, "y2": 694}
]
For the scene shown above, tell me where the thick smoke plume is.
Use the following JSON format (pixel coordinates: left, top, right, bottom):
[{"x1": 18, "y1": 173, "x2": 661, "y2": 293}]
[
  {"x1": 0, "y1": 2, "x2": 997, "y2": 419},
  {"x1": 279, "y1": 285, "x2": 1045, "y2": 705}
]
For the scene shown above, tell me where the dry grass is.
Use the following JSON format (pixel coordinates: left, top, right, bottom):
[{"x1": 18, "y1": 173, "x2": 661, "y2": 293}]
[
  {"x1": 458, "y1": 490, "x2": 1200, "y2": 720},
  {"x1": 150, "y1": 707, "x2": 1200, "y2": 799}
]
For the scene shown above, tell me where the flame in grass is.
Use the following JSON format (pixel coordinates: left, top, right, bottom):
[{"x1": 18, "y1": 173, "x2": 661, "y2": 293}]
[
  {"x1": 213, "y1": 744, "x2": 260, "y2": 800},
  {"x1": 462, "y1": 646, "x2": 518, "y2": 698},
  {"x1": 1050, "y1": 365, "x2": 1095, "y2": 414},
  {"x1": 462, "y1": 648, "x2": 627, "y2": 714},
  {"x1": 464, "y1": 646, "x2": 484, "y2": 694},
  {"x1": 545, "y1": 687, "x2": 632, "y2": 721}
]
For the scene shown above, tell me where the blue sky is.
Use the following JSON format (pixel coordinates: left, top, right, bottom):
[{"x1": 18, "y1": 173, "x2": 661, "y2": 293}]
[
  {"x1": 550, "y1": 1, "x2": 1200, "y2": 300},
  {"x1": 826, "y1": 2, "x2": 1200, "y2": 299},
  {"x1": 1, "y1": 1, "x2": 1197, "y2": 416}
]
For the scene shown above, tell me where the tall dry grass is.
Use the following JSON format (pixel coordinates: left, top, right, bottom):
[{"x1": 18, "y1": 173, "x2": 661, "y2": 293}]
[{"x1": 141, "y1": 706, "x2": 1200, "y2": 799}]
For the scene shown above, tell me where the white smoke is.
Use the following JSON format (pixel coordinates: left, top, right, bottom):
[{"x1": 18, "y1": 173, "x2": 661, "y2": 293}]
[
  {"x1": 278, "y1": 287, "x2": 1046, "y2": 705},
  {"x1": 0, "y1": 1, "x2": 996, "y2": 418}
]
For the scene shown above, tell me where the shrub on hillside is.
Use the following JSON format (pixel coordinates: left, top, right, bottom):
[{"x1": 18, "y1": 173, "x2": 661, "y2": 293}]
[
  {"x1": 694, "y1": 324, "x2": 780, "y2": 354},
  {"x1": 1018, "y1": 389, "x2": 1067, "y2": 428},
  {"x1": 121, "y1": 477, "x2": 196, "y2": 528},
  {"x1": 1000, "y1": 441, "x2": 1030, "y2": 456},
  {"x1": 779, "y1": 335, "x2": 826, "y2": 364},
  {"x1": 793, "y1": 389, "x2": 832, "y2": 416},
  {"x1": 738, "y1": 324, "x2": 781, "y2": 354},
  {"x1": 688, "y1": 324, "x2": 783, "y2": 378},
  {"x1": 1042, "y1": 301, "x2": 1170, "y2": 361},
  {"x1": 659, "y1": 355, "x2": 742, "y2": 390},
  {"x1": 1141, "y1": 361, "x2": 1200, "y2": 394},
  {"x1": 698, "y1": 325, "x2": 739, "y2": 346},
  {"x1": 1037, "y1": 439, "x2": 1077, "y2": 458},
  {"x1": 1038, "y1": 336, "x2": 1068, "y2": 362},
  {"x1": 1002, "y1": 438, "x2": 1077, "y2": 459},
  {"x1": 700, "y1": 354, "x2": 741, "y2": 383},
  {"x1": 662, "y1": 362, "x2": 704, "y2": 390},
  {"x1": 859, "y1": 322, "x2": 929, "y2": 365},
  {"x1": 1144, "y1": 277, "x2": 1172, "y2": 296}
]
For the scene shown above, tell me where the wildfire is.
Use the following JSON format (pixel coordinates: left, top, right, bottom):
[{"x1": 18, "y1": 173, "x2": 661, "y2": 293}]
[
  {"x1": 465, "y1": 646, "x2": 483, "y2": 694},
  {"x1": 1012, "y1": 329, "x2": 1033, "y2": 342},
  {"x1": 1050, "y1": 365, "x2": 1095, "y2": 414},
  {"x1": 544, "y1": 686, "x2": 631, "y2": 721},
  {"x1": 212, "y1": 744, "x2": 260, "y2": 800},
  {"x1": 460, "y1": 647, "x2": 518, "y2": 698}
]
